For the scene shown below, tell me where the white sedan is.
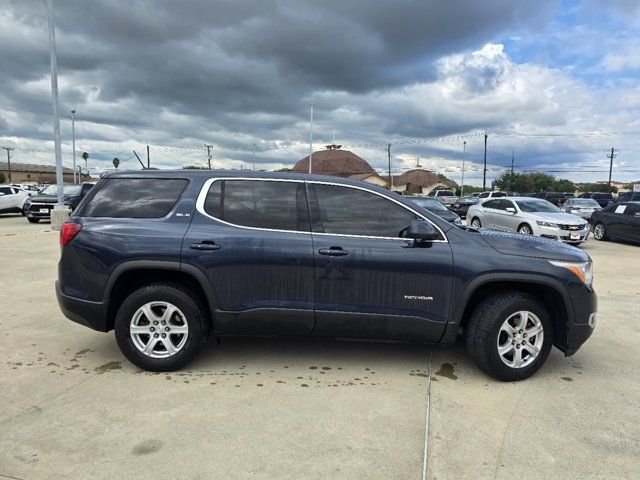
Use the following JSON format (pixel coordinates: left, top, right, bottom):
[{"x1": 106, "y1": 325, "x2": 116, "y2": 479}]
[
  {"x1": 0, "y1": 186, "x2": 30, "y2": 216},
  {"x1": 467, "y1": 197, "x2": 590, "y2": 245}
]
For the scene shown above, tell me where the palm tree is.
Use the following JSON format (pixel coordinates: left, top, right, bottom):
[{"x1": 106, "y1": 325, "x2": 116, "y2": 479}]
[
  {"x1": 112, "y1": 157, "x2": 120, "y2": 170},
  {"x1": 82, "y1": 152, "x2": 89, "y2": 179}
]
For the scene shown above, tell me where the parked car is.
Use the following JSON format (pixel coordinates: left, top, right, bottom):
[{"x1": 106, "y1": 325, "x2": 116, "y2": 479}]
[
  {"x1": 561, "y1": 198, "x2": 602, "y2": 220},
  {"x1": 616, "y1": 191, "x2": 640, "y2": 203},
  {"x1": 407, "y1": 196, "x2": 462, "y2": 224},
  {"x1": 477, "y1": 191, "x2": 508, "y2": 199},
  {"x1": 590, "y1": 202, "x2": 640, "y2": 244},
  {"x1": 578, "y1": 192, "x2": 614, "y2": 208},
  {"x1": 0, "y1": 186, "x2": 31, "y2": 216},
  {"x1": 56, "y1": 171, "x2": 597, "y2": 381},
  {"x1": 451, "y1": 196, "x2": 479, "y2": 219},
  {"x1": 468, "y1": 197, "x2": 590, "y2": 245},
  {"x1": 27, "y1": 182, "x2": 94, "y2": 223},
  {"x1": 534, "y1": 192, "x2": 572, "y2": 207},
  {"x1": 427, "y1": 189, "x2": 458, "y2": 207},
  {"x1": 9, "y1": 183, "x2": 40, "y2": 196}
]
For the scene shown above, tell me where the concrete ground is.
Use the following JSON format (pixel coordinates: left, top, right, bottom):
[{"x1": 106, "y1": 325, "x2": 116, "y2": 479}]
[{"x1": 0, "y1": 214, "x2": 638, "y2": 479}]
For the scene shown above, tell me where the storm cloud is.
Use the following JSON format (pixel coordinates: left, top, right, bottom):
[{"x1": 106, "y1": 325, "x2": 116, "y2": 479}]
[{"x1": 1, "y1": 0, "x2": 639, "y2": 183}]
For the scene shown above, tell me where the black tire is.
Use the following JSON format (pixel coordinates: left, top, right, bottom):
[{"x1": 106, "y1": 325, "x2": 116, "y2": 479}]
[
  {"x1": 465, "y1": 291, "x2": 553, "y2": 381},
  {"x1": 114, "y1": 283, "x2": 211, "y2": 371},
  {"x1": 593, "y1": 222, "x2": 607, "y2": 241},
  {"x1": 470, "y1": 217, "x2": 482, "y2": 228},
  {"x1": 517, "y1": 223, "x2": 532, "y2": 235},
  {"x1": 27, "y1": 217, "x2": 40, "y2": 223},
  {"x1": 21, "y1": 205, "x2": 29, "y2": 216}
]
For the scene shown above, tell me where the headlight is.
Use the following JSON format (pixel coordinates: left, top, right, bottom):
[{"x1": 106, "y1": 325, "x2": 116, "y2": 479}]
[
  {"x1": 536, "y1": 220, "x2": 558, "y2": 227},
  {"x1": 549, "y1": 260, "x2": 593, "y2": 286}
]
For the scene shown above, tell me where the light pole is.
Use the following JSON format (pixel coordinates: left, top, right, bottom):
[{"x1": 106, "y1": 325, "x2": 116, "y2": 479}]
[
  {"x1": 308, "y1": 103, "x2": 314, "y2": 174},
  {"x1": 71, "y1": 109, "x2": 77, "y2": 183},
  {"x1": 252, "y1": 143, "x2": 256, "y2": 171},
  {"x1": 47, "y1": 0, "x2": 67, "y2": 229},
  {"x1": 461, "y1": 140, "x2": 466, "y2": 197}
]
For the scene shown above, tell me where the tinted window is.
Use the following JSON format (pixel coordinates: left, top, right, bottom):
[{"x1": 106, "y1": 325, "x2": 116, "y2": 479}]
[
  {"x1": 204, "y1": 180, "x2": 308, "y2": 232},
  {"x1": 79, "y1": 178, "x2": 188, "y2": 218},
  {"x1": 499, "y1": 200, "x2": 515, "y2": 210},
  {"x1": 483, "y1": 199, "x2": 501, "y2": 209},
  {"x1": 438, "y1": 190, "x2": 455, "y2": 196},
  {"x1": 0, "y1": 187, "x2": 12, "y2": 194},
  {"x1": 478, "y1": 192, "x2": 489, "y2": 198},
  {"x1": 623, "y1": 204, "x2": 640, "y2": 216},
  {"x1": 492, "y1": 192, "x2": 507, "y2": 197},
  {"x1": 592, "y1": 193, "x2": 613, "y2": 199},
  {"x1": 311, "y1": 184, "x2": 417, "y2": 238}
]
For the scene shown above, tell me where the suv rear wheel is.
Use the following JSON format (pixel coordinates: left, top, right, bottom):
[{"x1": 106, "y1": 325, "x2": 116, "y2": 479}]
[
  {"x1": 115, "y1": 283, "x2": 211, "y2": 371},
  {"x1": 465, "y1": 291, "x2": 553, "y2": 381}
]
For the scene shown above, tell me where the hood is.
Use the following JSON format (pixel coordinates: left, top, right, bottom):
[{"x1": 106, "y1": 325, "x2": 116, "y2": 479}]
[
  {"x1": 476, "y1": 229, "x2": 589, "y2": 262},
  {"x1": 524, "y1": 212, "x2": 587, "y2": 225}
]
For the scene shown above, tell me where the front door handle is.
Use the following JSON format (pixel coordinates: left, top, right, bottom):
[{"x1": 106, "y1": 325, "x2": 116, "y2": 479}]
[
  {"x1": 190, "y1": 241, "x2": 221, "y2": 251},
  {"x1": 318, "y1": 246, "x2": 349, "y2": 256}
]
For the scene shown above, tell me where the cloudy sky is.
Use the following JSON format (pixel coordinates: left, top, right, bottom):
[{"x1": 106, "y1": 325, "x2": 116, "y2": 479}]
[{"x1": 1, "y1": 0, "x2": 639, "y2": 184}]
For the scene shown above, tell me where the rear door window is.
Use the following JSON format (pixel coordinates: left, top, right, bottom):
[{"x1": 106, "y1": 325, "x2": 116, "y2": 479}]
[
  {"x1": 203, "y1": 179, "x2": 309, "y2": 232},
  {"x1": 309, "y1": 183, "x2": 419, "y2": 238},
  {"x1": 78, "y1": 178, "x2": 188, "y2": 218}
]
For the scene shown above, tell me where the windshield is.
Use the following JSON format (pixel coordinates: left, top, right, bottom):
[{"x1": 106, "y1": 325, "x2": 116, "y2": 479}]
[
  {"x1": 515, "y1": 200, "x2": 561, "y2": 213},
  {"x1": 570, "y1": 199, "x2": 599, "y2": 207},
  {"x1": 410, "y1": 197, "x2": 448, "y2": 212},
  {"x1": 40, "y1": 184, "x2": 83, "y2": 196}
]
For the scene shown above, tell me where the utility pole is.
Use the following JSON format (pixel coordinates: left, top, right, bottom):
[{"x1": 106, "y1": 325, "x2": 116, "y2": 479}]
[
  {"x1": 387, "y1": 143, "x2": 392, "y2": 189},
  {"x1": 70, "y1": 110, "x2": 77, "y2": 183},
  {"x1": 2, "y1": 147, "x2": 14, "y2": 183},
  {"x1": 205, "y1": 144, "x2": 213, "y2": 170},
  {"x1": 146, "y1": 145, "x2": 150, "y2": 169},
  {"x1": 133, "y1": 150, "x2": 145, "y2": 169},
  {"x1": 510, "y1": 150, "x2": 515, "y2": 192},
  {"x1": 482, "y1": 132, "x2": 488, "y2": 191},
  {"x1": 607, "y1": 147, "x2": 616, "y2": 190},
  {"x1": 252, "y1": 143, "x2": 256, "y2": 171},
  {"x1": 47, "y1": 0, "x2": 64, "y2": 212},
  {"x1": 308, "y1": 103, "x2": 314, "y2": 174},
  {"x1": 460, "y1": 141, "x2": 466, "y2": 197}
]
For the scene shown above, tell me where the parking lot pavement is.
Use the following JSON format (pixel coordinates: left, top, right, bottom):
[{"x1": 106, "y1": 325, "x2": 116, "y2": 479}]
[{"x1": 1, "y1": 214, "x2": 639, "y2": 479}]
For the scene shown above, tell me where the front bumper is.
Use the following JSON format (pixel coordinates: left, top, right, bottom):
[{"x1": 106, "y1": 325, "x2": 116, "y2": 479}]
[
  {"x1": 538, "y1": 224, "x2": 590, "y2": 243},
  {"x1": 56, "y1": 281, "x2": 110, "y2": 332},
  {"x1": 560, "y1": 286, "x2": 597, "y2": 356}
]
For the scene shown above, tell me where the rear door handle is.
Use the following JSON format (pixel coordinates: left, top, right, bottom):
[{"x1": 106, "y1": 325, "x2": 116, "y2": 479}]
[
  {"x1": 318, "y1": 246, "x2": 349, "y2": 256},
  {"x1": 190, "y1": 241, "x2": 221, "y2": 251}
]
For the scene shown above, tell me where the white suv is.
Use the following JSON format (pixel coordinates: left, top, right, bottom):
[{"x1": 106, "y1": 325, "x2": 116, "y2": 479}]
[{"x1": 0, "y1": 186, "x2": 30, "y2": 216}]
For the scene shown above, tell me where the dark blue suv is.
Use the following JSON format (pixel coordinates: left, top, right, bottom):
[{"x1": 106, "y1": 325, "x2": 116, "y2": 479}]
[{"x1": 56, "y1": 171, "x2": 597, "y2": 381}]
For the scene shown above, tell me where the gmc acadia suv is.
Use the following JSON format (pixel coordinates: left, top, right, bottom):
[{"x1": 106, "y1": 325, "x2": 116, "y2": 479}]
[{"x1": 56, "y1": 171, "x2": 598, "y2": 381}]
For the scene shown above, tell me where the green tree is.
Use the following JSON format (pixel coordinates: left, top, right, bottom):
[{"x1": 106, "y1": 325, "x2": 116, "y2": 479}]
[
  {"x1": 0, "y1": 172, "x2": 5, "y2": 184},
  {"x1": 554, "y1": 178, "x2": 576, "y2": 192},
  {"x1": 112, "y1": 157, "x2": 120, "y2": 170},
  {"x1": 182, "y1": 165, "x2": 208, "y2": 170},
  {"x1": 457, "y1": 185, "x2": 483, "y2": 196},
  {"x1": 577, "y1": 182, "x2": 618, "y2": 193},
  {"x1": 275, "y1": 167, "x2": 292, "y2": 172}
]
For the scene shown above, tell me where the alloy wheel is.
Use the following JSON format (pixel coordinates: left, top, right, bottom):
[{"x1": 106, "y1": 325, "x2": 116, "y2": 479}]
[
  {"x1": 518, "y1": 225, "x2": 532, "y2": 235},
  {"x1": 471, "y1": 218, "x2": 481, "y2": 228},
  {"x1": 594, "y1": 224, "x2": 605, "y2": 240},
  {"x1": 496, "y1": 310, "x2": 544, "y2": 369},
  {"x1": 130, "y1": 301, "x2": 189, "y2": 358}
]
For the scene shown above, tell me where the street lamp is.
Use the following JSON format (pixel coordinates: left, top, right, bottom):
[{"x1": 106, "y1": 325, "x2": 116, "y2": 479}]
[
  {"x1": 461, "y1": 140, "x2": 466, "y2": 197},
  {"x1": 71, "y1": 109, "x2": 77, "y2": 183}
]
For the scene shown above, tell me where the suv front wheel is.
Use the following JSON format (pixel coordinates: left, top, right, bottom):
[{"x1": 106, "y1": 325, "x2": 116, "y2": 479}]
[
  {"x1": 115, "y1": 283, "x2": 211, "y2": 371},
  {"x1": 465, "y1": 291, "x2": 553, "y2": 381}
]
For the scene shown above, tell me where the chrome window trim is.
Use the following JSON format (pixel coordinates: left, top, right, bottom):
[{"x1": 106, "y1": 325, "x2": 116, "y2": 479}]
[{"x1": 195, "y1": 177, "x2": 448, "y2": 243}]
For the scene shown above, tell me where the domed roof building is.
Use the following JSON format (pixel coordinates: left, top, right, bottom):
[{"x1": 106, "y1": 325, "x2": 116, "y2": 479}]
[{"x1": 292, "y1": 145, "x2": 377, "y2": 178}]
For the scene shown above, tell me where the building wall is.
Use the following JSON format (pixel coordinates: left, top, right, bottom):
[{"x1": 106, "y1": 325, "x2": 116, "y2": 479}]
[
  {"x1": 1, "y1": 170, "x2": 82, "y2": 184},
  {"x1": 362, "y1": 176, "x2": 389, "y2": 188}
]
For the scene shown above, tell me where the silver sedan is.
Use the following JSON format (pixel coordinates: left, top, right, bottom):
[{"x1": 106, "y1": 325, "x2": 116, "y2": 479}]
[
  {"x1": 467, "y1": 197, "x2": 590, "y2": 244},
  {"x1": 561, "y1": 198, "x2": 602, "y2": 220}
]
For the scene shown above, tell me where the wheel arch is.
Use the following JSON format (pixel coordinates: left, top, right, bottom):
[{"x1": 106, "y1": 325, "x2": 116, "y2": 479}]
[
  {"x1": 105, "y1": 261, "x2": 217, "y2": 332},
  {"x1": 443, "y1": 273, "x2": 572, "y2": 349}
]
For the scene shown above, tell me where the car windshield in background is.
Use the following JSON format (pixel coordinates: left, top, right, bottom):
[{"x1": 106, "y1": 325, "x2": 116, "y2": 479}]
[
  {"x1": 410, "y1": 197, "x2": 448, "y2": 211},
  {"x1": 515, "y1": 200, "x2": 561, "y2": 213},
  {"x1": 572, "y1": 199, "x2": 600, "y2": 207},
  {"x1": 592, "y1": 193, "x2": 612, "y2": 199},
  {"x1": 40, "y1": 185, "x2": 82, "y2": 196},
  {"x1": 438, "y1": 191, "x2": 455, "y2": 196}
]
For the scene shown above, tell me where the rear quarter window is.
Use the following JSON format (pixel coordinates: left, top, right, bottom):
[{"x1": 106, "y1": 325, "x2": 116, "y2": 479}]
[{"x1": 77, "y1": 178, "x2": 188, "y2": 218}]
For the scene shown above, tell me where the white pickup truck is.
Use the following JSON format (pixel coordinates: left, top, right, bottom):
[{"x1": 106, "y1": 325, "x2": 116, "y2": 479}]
[{"x1": 427, "y1": 189, "x2": 458, "y2": 208}]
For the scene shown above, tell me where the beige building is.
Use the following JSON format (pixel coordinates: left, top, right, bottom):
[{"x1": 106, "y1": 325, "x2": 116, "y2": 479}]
[
  {"x1": 391, "y1": 169, "x2": 458, "y2": 194},
  {"x1": 0, "y1": 162, "x2": 89, "y2": 184}
]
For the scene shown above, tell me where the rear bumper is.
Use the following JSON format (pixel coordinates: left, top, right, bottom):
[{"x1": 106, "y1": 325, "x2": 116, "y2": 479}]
[{"x1": 55, "y1": 281, "x2": 110, "y2": 332}]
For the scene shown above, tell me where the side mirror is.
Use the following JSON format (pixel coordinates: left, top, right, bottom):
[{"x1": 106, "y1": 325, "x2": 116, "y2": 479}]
[
  {"x1": 505, "y1": 207, "x2": 516, "y2": 213},
  {"x1": 407, "y1": 219, "x2": 438, "y2": 241}
]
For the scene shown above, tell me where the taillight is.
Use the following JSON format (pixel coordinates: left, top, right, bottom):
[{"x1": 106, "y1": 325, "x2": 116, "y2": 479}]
[{"x1": 60, "y1": 222, "x2": 82, "y2": 246}]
